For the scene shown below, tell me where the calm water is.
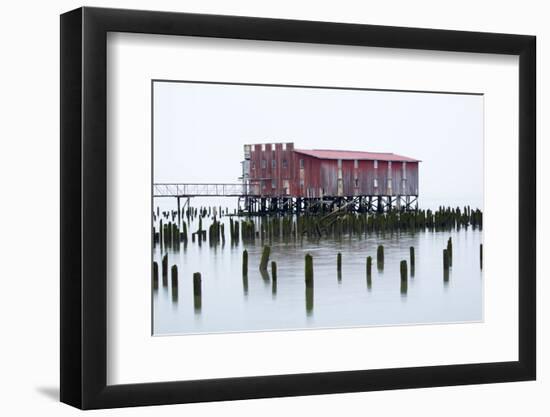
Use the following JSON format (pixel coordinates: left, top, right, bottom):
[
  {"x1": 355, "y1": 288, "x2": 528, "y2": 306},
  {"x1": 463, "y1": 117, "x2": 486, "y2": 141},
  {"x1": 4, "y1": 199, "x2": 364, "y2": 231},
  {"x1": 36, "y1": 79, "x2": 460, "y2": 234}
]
[{"x1": 152, "y1": 201, "x2": 483, "y2": 336}]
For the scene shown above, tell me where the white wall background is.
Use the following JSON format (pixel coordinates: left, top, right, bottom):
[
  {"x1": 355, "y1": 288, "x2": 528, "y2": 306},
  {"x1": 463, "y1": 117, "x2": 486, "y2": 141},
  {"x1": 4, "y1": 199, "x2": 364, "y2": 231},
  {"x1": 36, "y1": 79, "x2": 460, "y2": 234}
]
[{"x1": 0, "y1": 0, "x2": 544, "y2": 416}]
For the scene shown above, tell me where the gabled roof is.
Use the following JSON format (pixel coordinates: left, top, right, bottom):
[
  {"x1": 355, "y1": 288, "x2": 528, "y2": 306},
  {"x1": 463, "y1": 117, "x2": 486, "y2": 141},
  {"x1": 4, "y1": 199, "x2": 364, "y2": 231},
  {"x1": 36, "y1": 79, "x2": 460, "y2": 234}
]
[{"x1": 294, "y1": 149, "x2": 420, "y2": 163}]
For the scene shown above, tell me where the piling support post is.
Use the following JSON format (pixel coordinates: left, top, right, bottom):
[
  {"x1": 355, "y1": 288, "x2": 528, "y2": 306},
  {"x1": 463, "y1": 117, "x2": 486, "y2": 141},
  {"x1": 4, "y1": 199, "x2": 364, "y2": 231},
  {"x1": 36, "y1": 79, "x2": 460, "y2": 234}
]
[
  {"x1": 366, "y1": 256, "x2": 372, "y2": 289},
  {"x1": 410, "y1": 246, "x2": 415, "y2": 276},
  {"x1": 400, "y1": 260, "x2": 408, "y2": 294},
  {"x1": 242, "y1": 250, "x2": 248, "y2": 276},
  {"x1": 480, "y1": 243, "x2": 483, "y2": 269},
  {"x1": 177, "y1": 197, "x2": 181, "y2": 227},
  {"x1": 193, "y1": 272, "x2": 202, "y2": 312},
  {"x1": 377, "y1": 245, "x2": 384, "y2": 270}
]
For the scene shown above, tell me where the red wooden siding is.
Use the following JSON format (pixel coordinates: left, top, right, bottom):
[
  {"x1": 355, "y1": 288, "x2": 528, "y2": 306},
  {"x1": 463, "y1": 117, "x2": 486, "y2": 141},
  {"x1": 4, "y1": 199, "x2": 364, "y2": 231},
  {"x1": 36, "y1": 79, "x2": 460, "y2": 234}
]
[{"x1": 245, "y1": 143, "x2": 419, "y2": 198}]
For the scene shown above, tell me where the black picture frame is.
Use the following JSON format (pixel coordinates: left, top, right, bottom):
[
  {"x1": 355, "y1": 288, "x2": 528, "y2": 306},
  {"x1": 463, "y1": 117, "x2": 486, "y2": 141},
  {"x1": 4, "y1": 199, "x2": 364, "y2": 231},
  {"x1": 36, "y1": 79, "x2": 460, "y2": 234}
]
[{"x1": 60, "y1": 6, "x2": 536, "y2": 410}]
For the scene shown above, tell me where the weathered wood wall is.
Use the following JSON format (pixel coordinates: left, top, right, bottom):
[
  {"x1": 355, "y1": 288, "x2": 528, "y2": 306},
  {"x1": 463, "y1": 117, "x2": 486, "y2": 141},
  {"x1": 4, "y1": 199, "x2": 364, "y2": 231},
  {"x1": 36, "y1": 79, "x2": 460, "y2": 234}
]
[{"x1": 247, "y1": 143, "x2": 419, "y2": 198}]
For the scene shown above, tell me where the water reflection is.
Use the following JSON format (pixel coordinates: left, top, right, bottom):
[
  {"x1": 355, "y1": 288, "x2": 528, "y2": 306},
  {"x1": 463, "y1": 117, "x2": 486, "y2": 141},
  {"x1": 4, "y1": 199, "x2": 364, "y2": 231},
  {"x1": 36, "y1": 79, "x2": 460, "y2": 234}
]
[
  {"x1": 260, "y1": 269, "x2": 270, "y2": 285},
  {"x1": 153, "y1": 211, "x2": 483, "y2": 335},
  {"x1": 242, "y1": 274, "x2": 249, "y2": 296},
  {"x1": 305, "y1": 286, "x2": 314, "y2": 316},
  {"x1": 171, "y1": 283, "x2": 178, "y2": 303},
  {"x1": 400, "y1": 278, "x2": 408, "y2": 296},
  {"x1": 271, "y1": 277, "x2": 277, "y2": 297}
]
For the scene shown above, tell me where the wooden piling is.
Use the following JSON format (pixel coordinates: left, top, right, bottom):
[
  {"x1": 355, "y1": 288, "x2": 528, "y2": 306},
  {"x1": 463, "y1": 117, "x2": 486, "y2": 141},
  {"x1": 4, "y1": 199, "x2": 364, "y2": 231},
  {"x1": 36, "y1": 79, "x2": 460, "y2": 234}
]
[
  {"x1": 242, "y1": 250, "x2": 248, "y2": 276},
  {"x1": 447, "y1": 237, "x2": 453, "y2": 266},
  {"x1": 410, "y1": 246, "x2": 415, "y2": 276},
  {"x1": 444, "y1": 269, "x2": 450, "y2": 283},
  {"x1": 305, "y1": 253, "x2": 314, "y2": 287},
  {"x1": 337, "y1": 252, "x2": 342, "y2": 273},
  {"x1": 171, "y1": 265, "x2": 178, "y2": 302},
  {"x1": 377, "y1": 245, "x2": 384, "y2": 270},
  {"x1": 366, "y1": 256, "x2": 372, "y2": 289},
  {"x1": 400, "y1": 260, "x2": 408, "y2": 294},
  {"x1": 153, "y1": 261, "x2": 159, "y2": 290},
  {"x1": 161, "y1": 253, "x2": 168, "y2": 277},
  {"x1": 271, "y1": 261, "x2": 277, "y2": 281},
  {"x1": 443, "y1": 249, "x2": 449, "y2": 270},
  {"x1": 183, "y1": 221, "x2": 188, "y2": 244},
  {"x1": 271, "y1": 261, "x2": 277, "y2": 296},
  {"x1": 480, "y1": 243, "x2": 483, "y2": 269},
  {"x1": 193, "y1": 272, "x2": 202, "y2": 312},
  {"x1": 400, "y1": 260, "x2": 408, "y2": 280},
  {"x1": 171, "y1": 264, "x2": 178, "y2": 285},
  {"x1": 259, "y1": 245, "x2": 271, "y2": 271}
]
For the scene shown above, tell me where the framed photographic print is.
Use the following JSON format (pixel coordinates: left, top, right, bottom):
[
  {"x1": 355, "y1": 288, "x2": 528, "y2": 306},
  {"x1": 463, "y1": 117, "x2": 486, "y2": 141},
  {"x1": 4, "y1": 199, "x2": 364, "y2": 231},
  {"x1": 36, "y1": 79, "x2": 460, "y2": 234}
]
[{"x1": 60, "y1": 6, "x2": 536, "y2": 409}]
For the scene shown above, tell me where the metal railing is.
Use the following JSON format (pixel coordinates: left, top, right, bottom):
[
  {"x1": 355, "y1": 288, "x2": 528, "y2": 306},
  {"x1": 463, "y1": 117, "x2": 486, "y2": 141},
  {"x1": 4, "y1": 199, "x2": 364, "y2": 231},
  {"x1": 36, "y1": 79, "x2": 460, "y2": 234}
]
[{"x1": 153, "y1": 183, "x2": 260, "y2": 197}]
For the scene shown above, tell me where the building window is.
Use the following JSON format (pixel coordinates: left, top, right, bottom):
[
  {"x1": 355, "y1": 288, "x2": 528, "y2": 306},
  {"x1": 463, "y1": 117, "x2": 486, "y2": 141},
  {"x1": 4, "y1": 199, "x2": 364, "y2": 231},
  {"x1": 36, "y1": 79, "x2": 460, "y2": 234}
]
[
  {"x1": 299, "y1": 159, "x2": 304, "y2": 169},
  {"x1": 261, "y1": 159, "x2": 266, "y2": 169},
  {"x1": 388, "y1": 178, "x2": 392, "y2": 189},
  {"x1": 251, "y1": 161, "x2": 255, "y2": 169},
  {"x1": 374, "y1": 160, "x2": 378, "y2": 169},
  {"x1": 300, "y1": 178, "x2": 304, "y2": 189},
  {"x1": 354, "y1": 159, "x2": 359, "y2": 169},
  {"x1": 374, "y1": 178, "x2": 378, "y2": 188},
  {"x1": 272, "y1": 179, "x2": 277, "y2": 189},
  {"x1": 388, "y1": 161, "x2": 392, "y2": 169},
  {"x1": 272, "y1": 159, "x2": 276, "y2": 169},
  {"x1": 354, "y1": 178, "x2": 359, "y2": 187},
  {"x1": 282, "y1": 159, "x2": 288, "y2": 169}
]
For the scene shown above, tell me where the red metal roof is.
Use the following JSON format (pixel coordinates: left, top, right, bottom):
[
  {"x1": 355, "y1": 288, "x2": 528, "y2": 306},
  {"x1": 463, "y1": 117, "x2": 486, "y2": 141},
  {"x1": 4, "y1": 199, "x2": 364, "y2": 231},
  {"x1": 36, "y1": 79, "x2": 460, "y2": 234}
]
[{"x1": 294, "y1": 149, "x2": 420, "y2": 162}]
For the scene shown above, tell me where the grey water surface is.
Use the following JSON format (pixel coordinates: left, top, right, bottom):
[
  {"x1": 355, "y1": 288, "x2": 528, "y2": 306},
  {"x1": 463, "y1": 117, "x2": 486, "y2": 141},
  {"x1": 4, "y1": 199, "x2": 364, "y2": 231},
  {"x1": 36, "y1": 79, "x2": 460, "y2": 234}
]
[{"x1": 153, "y1": 205, "x2": 483, "y2": 336}]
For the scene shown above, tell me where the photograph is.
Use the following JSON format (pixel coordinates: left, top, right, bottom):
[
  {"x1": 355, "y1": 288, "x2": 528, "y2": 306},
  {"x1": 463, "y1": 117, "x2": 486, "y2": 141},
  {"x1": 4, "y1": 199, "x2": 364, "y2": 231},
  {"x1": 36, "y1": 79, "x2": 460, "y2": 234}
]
[
  {"x1": 53, "y1": 4, "x2": 537, "y2": 412},
  {"x1": 151, "y1": 80, "x2": 484, "y2": 336}
]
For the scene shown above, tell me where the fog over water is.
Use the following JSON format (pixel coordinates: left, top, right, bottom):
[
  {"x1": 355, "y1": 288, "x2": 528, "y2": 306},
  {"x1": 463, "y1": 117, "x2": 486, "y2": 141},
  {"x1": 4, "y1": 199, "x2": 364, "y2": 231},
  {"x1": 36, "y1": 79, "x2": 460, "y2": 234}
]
[
  {"x1": 154, "y1": 81, "x2": 484, "y2": 210},
  {"x1": 152, "y1": 81, "x2": 484, "y2": 335}
]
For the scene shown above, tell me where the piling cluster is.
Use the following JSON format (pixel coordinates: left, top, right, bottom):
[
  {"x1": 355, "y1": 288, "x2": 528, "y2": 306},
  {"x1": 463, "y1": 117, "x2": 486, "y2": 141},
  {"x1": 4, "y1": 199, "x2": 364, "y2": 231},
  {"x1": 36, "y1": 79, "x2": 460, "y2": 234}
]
[
  {"x1": 152, "y1": 203, "x2": 483, "y2": 314},
  {"x1": 154, "y1": 220, "x2": 187, "y2": 248},
  {"x1": 208, "y1": 218, "x2": 224, "y2": 247},
  {"x1": 154, "y1": 204, "x2": 483, "y2": 251}
]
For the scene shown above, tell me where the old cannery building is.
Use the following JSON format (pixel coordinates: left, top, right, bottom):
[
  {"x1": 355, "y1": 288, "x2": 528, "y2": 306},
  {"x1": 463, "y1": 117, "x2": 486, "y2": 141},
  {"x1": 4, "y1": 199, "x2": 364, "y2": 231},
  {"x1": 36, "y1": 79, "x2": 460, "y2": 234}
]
[{"x1": 242, "y1": 142, "x2": 420, "y2": 213}]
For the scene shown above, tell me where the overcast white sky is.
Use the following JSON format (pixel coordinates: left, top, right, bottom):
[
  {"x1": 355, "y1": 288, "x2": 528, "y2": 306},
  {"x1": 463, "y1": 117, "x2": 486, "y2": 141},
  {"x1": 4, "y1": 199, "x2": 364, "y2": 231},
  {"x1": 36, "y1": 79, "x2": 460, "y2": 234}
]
[{"x1": 153, "y1": 81, "x2": 483, "y2": 209}]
